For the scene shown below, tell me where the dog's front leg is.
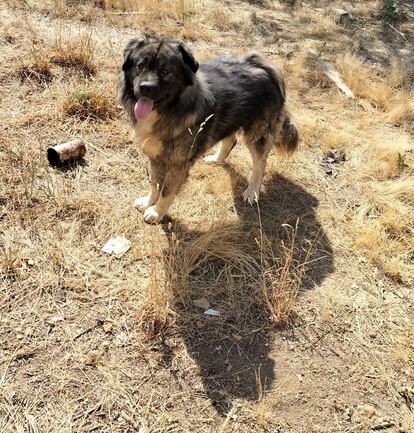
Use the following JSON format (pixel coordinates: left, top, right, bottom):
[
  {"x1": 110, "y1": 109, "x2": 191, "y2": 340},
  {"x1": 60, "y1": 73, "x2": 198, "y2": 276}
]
[
  {"x1": 134, "y1": 159, "x2": 161, "y2": 212},
  {"x1": 143, "y1": 164, "x2": 187, "y2": 224}
]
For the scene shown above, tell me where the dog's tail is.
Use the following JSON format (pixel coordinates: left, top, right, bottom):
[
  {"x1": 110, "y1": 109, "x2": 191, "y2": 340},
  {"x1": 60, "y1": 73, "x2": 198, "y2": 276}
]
[
  {"x1": 277, "y1": 109, "x2": 299, "y2": 156},
  {"x1": 245, "y1": 53, "x2": 299, "y2": 156}
]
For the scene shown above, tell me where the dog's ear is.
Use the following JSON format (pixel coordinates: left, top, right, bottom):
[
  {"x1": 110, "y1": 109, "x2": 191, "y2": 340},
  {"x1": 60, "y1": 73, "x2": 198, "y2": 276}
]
[
  {"x1": 179, "y1": 43, "x2": 199, "y2": 85},
  {"x1": 122, "y1": 38, "x2": 145, "y2": 71}
]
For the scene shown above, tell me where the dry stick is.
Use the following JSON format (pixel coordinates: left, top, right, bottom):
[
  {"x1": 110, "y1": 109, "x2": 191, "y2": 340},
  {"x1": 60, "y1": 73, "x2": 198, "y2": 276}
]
[
  {"x1": 112, "y1": 11, "x2": 146, "y2": 15},
  {"x1": 385, "y1": 21, "x2": 406, "y2": 38}
]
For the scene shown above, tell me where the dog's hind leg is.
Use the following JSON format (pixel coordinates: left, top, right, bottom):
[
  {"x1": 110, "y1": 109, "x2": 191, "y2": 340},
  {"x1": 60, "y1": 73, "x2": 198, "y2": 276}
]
[
  {"x1": 243, "y1": 136, "x2": 271, "y2": 205},
  {"x1": 204, "y1": 134, "x2": 237, "y2": 165}
]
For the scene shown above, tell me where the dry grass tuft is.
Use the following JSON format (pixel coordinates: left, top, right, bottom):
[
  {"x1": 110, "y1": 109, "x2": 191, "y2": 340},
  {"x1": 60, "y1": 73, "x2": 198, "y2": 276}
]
[
  {"x1": 260, "y1": 222, "x2": 307, "y2": 323},
  {"x1": 17, "y1": 58, "x2": 53, "y2": 84},
  {"x1": 50, "y1": 32, "x2": 96, "y2": 76},
  {"x1": 335, "y1": 53, "x2": 393, "y2": 109},
  {"x1": 386, "y1": 93, "x2": 414, "y2": 127},
  {"x1": 62, "y1": 85, "x2": 116, "y2": 120}
]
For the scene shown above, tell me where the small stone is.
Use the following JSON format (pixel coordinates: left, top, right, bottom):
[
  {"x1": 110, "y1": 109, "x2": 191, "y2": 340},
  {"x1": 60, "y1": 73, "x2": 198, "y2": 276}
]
[
  {"x1": 46, "y1": 315, "x2": 64, "y2": 327},
  {"x1": 115, "y1": 332, "x2": 128, "y2": 347},
  {"x1": 355, "y1": 404, "x2": 377, "y2": 419},
  {"x1": 103, "y1": 322, "x2": 114, "y2": 333},
  {"x1": 193, "y1": 297, "x2": 210, "y2": 310},
  {"x1": 335, "y1": 8, "x2": 355, "y2": 25},
  {"x1": 14, "y1": 347, "x2": 35, "y2": 360},
  {"x1": 164, "y1": 337, "x2": 176, "y2": 348},
  {"x1": 85, "y1": 350, "x2": 103, "y2": 366},
  {"x1": 196, "y1": 321, "x2": 204, "y2": 329}
]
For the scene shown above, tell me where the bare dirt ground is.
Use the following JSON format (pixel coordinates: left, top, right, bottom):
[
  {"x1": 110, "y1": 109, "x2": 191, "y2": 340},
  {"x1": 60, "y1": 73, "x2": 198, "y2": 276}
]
[{"x1": 1, "y1": 0, "x2": 414, "y2": 432}]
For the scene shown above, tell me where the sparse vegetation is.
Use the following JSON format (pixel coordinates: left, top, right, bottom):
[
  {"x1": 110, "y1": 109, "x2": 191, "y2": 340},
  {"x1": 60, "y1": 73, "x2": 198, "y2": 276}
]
[
  {"x1": 50, "y1": 32, "x2": 96, "y2": 76},
  {"x1": 63, "y1": 86, "x2": 116, "y2": 120},
  {"x1": 1, "y1": 0, "x2": 414, "y2": 432},
  {"x1": 17, "y1": 59, "x2": 53, "y2": 83},
  {"x1": 382, "y1": 0, "x2": 408, "y2": 22}
]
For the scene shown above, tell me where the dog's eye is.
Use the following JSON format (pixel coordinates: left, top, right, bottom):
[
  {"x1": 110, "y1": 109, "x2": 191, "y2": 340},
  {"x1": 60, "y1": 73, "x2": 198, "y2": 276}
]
[{"x1": 160, "y1": 68, "x2": 169, "y2": 76}]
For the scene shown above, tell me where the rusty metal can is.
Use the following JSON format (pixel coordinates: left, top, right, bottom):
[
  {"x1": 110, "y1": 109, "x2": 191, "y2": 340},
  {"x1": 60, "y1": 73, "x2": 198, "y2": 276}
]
[{"x1": 47, "y1": 139, "x2": 86, "y2": 166}]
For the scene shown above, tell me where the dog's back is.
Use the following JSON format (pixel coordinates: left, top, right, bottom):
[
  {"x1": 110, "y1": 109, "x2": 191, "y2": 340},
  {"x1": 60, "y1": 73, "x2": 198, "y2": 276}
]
[{"x1": 200, "y1": 53, "x2": 298, "y2": 155}]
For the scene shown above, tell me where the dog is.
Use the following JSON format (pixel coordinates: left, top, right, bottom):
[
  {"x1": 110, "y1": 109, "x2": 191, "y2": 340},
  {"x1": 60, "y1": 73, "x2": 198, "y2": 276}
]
[{"x1": 119, "y1": 36, "x2": 298, "y2": 223}]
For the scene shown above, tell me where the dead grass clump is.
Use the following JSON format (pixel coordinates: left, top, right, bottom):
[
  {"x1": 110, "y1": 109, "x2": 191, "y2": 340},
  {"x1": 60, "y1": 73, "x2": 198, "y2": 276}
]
[
  {"x1": 284, "y1": 50, "x2": 308, "y2": 91},
  {"x1": 102, "y1": 0, "x2": 196, "y2": 22},
  {"x1": 206, "y1": 6, "x2": 235, "y2": 31},
  {"x1": 335, "y1": 53, "x2": 393, "y2": 109},
  {"x1": 166, "y1": 225, "x2": 257, "y2": 305},
  {"x1": 353, "y1": 226, "x2": 405, "y2": 281},
  {"x1": 165, "y1": 222, "x2": 307, "y2": 326},
  {"x1": 62, "y1": 86, "x2": 116, "y2": 120},
  {"x1": 136, "y1": 260, "x2": 172, "y2": 340},
  {"x1": 388, "y1": 60, "x2": 414, "y2": 88},
  {"x1": 365, "y1": 133, "x2": 412, "y2": 180},
  {"x1": 386, "y1": 93, "x2": 414, "y2": 127},
  {"x1": 260, "y1": 223, "x2": 307, "y2": 323},
  {"x1": 352, "y1": 187, "x2": 413, "y2": 282},
  {"x1": 250, "y1": 12, "x2": 282, "y2": 37},
  {"x1": 17, "y1": 59, "x2": 53, "y2": 84},
  {"x1": 50, "y1": 33, "x2": 96, "y2": 77},
  {"x1": 376, "y1": 178, "x2": 414, "y2": 204}
]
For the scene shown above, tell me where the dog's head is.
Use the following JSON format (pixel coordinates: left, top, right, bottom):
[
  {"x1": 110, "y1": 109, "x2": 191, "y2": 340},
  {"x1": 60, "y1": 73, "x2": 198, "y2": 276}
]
[{"x1": 120, "y1": 36, "x2": 199, "y2": 119}]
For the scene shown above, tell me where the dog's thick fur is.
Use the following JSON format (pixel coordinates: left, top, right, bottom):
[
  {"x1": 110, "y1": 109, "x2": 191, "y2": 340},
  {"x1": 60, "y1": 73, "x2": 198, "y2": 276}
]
[{"x1": 119, "y1": 36, "x2": 299, "y2": 223}]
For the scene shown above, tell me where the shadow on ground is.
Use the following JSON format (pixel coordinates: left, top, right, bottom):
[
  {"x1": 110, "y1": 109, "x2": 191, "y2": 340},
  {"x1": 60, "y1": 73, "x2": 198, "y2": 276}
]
[{"x1": 161, "y1": 164, "x2": 334, "y2": 414}]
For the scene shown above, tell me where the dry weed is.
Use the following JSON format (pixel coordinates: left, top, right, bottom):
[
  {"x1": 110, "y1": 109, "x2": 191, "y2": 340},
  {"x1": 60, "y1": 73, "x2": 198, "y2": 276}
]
[
  {"x1": 62, "y1": 85, "x2": 116, "y2": 120},
  {"x1": 50, "y1": 32, "x2": 96, "y2": 76},
  {"x1": 17, "y1": 58, "x2": 53, "y2": 84}
]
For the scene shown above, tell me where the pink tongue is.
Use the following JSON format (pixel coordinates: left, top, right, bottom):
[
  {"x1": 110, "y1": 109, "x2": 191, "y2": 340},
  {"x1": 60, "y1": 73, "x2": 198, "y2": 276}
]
[{"x1": 134, "y1": 97, "x2": 154, "y2": 120}]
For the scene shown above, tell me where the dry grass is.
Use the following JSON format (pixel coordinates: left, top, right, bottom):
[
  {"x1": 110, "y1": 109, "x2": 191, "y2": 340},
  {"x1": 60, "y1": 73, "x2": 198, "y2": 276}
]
[
  {"x1": 1, "y1": 0, "x2": 414, "y2": 432},
  {"x1": 62, "y1": 85, "x2": 117, "y2": 120},
  {"x1": 50, "y1": 32, "x2": 96, "y2": 76},
  {"x1": 17, "y1": 58, "x2": 53, "y2": 84}
]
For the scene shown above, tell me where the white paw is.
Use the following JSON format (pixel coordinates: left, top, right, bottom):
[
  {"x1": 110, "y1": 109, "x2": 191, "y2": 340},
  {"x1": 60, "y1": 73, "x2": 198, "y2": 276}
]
[
  {"x1": 143, "y1": 206, "x2": 164, "y2": 224},
  {"x1": 204, "y1": 154, "x2": 221, "y2": 165},
  {"x1": 134, "y1": 196, "x2": 151, "y2": 213},
  {"x1": 243, "y1": 187, "x2": 259, "y2": 205}
]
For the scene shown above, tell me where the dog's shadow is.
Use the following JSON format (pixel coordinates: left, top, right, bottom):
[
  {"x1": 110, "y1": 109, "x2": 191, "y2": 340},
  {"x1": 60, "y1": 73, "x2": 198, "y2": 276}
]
[{"x1": 161, "y1": 164, "x2": 334, "y2": 414}]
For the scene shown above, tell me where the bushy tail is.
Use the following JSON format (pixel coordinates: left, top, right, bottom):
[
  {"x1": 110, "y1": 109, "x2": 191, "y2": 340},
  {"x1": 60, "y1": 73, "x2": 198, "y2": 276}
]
[
  {"x1": 245, "y1": 53, "x2": 299, "y2": 156},
  {"x1": 278, "y1": 110, "x2": 299, "y2": 156}
]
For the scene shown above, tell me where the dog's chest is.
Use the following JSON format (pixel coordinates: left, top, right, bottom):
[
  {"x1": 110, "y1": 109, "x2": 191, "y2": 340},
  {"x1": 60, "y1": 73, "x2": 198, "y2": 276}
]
[{"x1": 134, "y1": 112, "x2": 163, "y2": 158}]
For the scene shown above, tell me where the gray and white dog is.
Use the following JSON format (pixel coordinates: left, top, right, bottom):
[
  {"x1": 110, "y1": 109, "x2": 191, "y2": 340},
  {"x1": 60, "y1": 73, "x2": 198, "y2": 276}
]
[{"x1": 119, "y1": 36, "x2": 299, "y2": 223}]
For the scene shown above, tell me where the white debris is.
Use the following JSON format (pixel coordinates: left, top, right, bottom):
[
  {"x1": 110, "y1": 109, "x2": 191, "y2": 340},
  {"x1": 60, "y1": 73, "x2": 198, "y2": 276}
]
[
  {"x1": 204, "y1": 308, "x2": 220, "y2": 317},
  {"x1": 101, "y1": 236, "x2": 131, "y2": 258},
  {"x1": 320, "y1": 61, "x2": 354, "y2": 98}
]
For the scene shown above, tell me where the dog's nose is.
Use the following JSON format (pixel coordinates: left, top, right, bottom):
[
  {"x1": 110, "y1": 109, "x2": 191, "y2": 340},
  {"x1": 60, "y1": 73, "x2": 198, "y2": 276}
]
[{"x1": 139, "y1": 83, "x2": 156, "y2": 97}]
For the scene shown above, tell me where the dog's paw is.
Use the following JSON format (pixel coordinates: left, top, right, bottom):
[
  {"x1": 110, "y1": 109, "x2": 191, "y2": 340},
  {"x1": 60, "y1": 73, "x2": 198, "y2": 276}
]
[
  {"x1": 203, "y1": 154, "x2": 221, "y2": 165},
  {"x1": 243, "y1": 187, "x2": 259, "y2": 205},
  {"x1": 134, "y1": 196, "x2": 151, "y2": 213},
  {"x1": 143, "y1": 206, "x2": 164, "y2": 224}
]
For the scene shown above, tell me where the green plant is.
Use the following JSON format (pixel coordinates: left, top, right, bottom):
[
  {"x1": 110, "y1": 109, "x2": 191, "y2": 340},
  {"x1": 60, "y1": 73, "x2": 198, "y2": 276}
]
[
  {"x1": 397, "y1": 152, "x2": 409, "y2": 171},
  {"x1": 382, "y1": 0, "x2": 408, "y2": 22}
]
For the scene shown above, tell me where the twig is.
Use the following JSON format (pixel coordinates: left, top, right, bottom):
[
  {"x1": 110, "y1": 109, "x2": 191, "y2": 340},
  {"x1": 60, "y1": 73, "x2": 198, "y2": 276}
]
[
  {"x1": 73, "y1": 325, "x2": 95, "y2": 340},
  {"x1": 385, "y1": 21, "x2": 405, "y2": 38},
  {"x1": 113, "y1": 11, "x2": 145, "y2": 15},
  {"x1": 120, "y1": 411, "x2": 140, "y2": 429}
]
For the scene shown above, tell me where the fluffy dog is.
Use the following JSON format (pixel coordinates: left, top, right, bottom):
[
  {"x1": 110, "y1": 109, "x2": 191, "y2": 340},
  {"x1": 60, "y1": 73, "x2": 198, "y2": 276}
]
[{"x1": 119, "y1": 36, "x2": 298, "y2": 223}]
